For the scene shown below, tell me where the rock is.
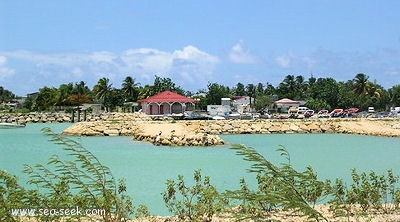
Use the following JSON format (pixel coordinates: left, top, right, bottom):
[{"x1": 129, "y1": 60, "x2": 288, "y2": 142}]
[
  {"x1": 222, "y1": 124, "x2": 234, "y2": 132},
  {"x1": 289, "y1": 123, "x2": 300, "y2": 131},
  {"x1": 307, "y1": 123, "x2": 320, "y2": 132},
  {"x1": 104, "y1": 129, "x2": 119, "y2": 136}
]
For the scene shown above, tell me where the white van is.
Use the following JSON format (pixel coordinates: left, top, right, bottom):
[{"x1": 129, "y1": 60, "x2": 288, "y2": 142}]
[
  {"x1": 297, "y1": 107, "x2": 309, "y2": 114},
  {"x1": 368, "y1": 107, "x2": 375, "y2": 113}
]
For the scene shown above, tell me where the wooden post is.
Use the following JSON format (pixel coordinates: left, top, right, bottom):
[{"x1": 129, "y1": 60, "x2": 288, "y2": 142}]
[
  {"x1": 77, "y1": 109, "x2": 81, "y2": 122},
  {"x1": 83, "y1": 109, "x2": 87, "y2": 121},
  {"x1": 71, "y1": 109, "x2": 75, "y2": 123}
]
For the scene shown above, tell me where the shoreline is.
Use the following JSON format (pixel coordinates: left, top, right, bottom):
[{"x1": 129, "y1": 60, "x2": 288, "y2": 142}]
[
  {"x1": 60, "y1": 113, "x2": 400, "y2": 146},
  {"x1": 2, "y1": 112, "x2": 399, "y2": 146}
]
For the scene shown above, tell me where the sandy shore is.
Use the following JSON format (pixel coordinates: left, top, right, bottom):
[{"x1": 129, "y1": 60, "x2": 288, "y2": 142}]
[{"x1": 16, "y1": 206, "x2": 400, "y2": 222}]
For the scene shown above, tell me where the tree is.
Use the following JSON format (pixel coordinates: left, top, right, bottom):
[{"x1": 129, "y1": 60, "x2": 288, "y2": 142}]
[
  {"x1": 72, "y1": 81, "x2": 92, "y2": 105},
  {"x1": 254, "y1": 95, "x2": 272, "y2": 111},
  {"x1": 306, "y1": 78, "x2": 340, "y2": 109},
  {"x1": 337, "y1": 81, "x2": 357, "y2": 108},
  {"x1": 93, "y1": 77, "x2": 113, "y2": 111},
  {"x1": 121, "y1": 76, "x2": 140, "y2": 102},
  {"x1": 206, "y1": 83, "x2": 231, "y2": 105},
  {"x1": 152, "y1": 75, "x2": 185, "y2": 95},
  {"x1": 256, "y1": 82, "x2": 264, "y2": 95},
  {"x1": 353, "y1": 73, "x2": 369, "y2": 96},
  {"x1": 233, "y1": 83, "x2": 246, "y2": 96},
  {"x1": 264, "y1": 82, "x2": 276, "y2": 96},
  {"x1": 277, "y1": 75, "x2": 297, "y2": 99},
  {"x1": 246, "y1": 83, "x2": 256, "y2": 109},
  {"x1": 389, "y1": 85, "x2": 400, "y2": 107},
  {"x1": 104, "y1": 89, "x2": 125, "y2": 112},
  {"x1": 295, "y1": 75, "x2": 308, "y2": 99},
  {"x1": 35, "y1": 86, "x2": 58, "y2": 111},
  {"x1": 0, "y1": 86, "x2": 15, "y2": 103},
  {"x1": 55, "y1": 83, "x2": 74, "y2": 106},
  {"x1": 137, "y1": 85, "x2": 154, "y2": 100}
]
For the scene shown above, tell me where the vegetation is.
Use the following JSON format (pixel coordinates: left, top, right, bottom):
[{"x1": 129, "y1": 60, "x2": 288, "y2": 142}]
[
  {"x1": 2, "y1": 72, "x2": 400, "y2": 112},
  {"x1": 0, "y1": 128, "x2": 138, "y2": 222},
  {"x1": 0, "y1": 86, "x2": 16, "y2": 103},
  {"x1": 162, "y1": 145, "x2": 400, "y2": 221},
  {"x1": 162, "y1": 170, "x2": 227, "y2": 221},
  {"x1": 1, "y1": 130, "x2": 400, "y2": 221},
  {"x1": 225, "y1": 145, "x2": 328, "y2": 221},
  {"x1": 328, "y1": 169, "x2": 400, "y2": 220}
]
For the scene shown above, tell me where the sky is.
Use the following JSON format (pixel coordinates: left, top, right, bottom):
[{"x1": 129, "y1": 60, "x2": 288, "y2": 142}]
[{"x1": 1, "y1": 0, "x2": 400, "y2": 96}]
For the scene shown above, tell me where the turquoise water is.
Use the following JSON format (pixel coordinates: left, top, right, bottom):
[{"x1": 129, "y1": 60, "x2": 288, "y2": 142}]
[{"x1": 1, "y1": 123, "x2": 400, "y2": 215}]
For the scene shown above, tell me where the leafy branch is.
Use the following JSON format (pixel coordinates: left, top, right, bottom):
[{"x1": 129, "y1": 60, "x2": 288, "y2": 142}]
[{"x1": 227, "y1": 144, "x2": 328, "y2": 221}]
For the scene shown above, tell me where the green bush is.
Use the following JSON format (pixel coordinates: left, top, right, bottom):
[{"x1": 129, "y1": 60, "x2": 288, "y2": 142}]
[
  {"x1": 226, "y1": 145, "x2": 328, "y2": 221},
  {"x1": 328, "y1": 169, "x2": 400, "y2": 219},
  {"x1": 162, "y1": 169, "x2": 228, "y2": 221}
]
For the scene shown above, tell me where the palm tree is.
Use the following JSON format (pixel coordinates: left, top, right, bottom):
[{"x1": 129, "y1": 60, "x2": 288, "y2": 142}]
[
  {"x1": 353, "y1": 73, "x2": 369, "y2": 96},
  {"x1": 121, "y1": 76, "x2": 140, "y2": 102},
  {"x1": 93, "y1": 77, "x2": 112, "y2": 103},
  {"x1": 366, "y1": 82, "x2": 381, "y2": 98},
  {"x1": 277, "y1": 75, "x2": 297, "y2": 99},
  {"x1": 246, "y1": 84, "x2": 256, "y2": 110},
  {"x1": 74, "y1": 81, "x2": 91, "y2": 105}
]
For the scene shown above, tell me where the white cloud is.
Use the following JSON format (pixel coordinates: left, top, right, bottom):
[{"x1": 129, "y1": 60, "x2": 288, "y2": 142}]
[
  {"x1": 302, "y1": 57, "x2": 317, "y2": 69},
  {"x1": 275, "y1": 53, "x2": 293, "y2": 68},
  {"x1": 174, "y1": 45, "x2": 219, "y2": 63},
  {"x1": 0, "y1": 56, "x2": 15, "y2": 79},
  {"x1": 275, "y1": 51, "x2": 317, "y2": 69},
  {"x1": 0, "y1": 46, "x2": 219, "y2": 92},
  {"x1": 120, "y1": 48, "x2": 173, "y2": 77},
  {"x1": 229, "y1": 40, "x2": 260, "y2": 64}
]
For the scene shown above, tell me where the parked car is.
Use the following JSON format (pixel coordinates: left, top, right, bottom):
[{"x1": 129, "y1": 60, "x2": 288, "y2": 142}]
[
  {"x1": 346, "y1": 108, "x2": 359, "y2": 113},
  {"x1": 317, "y1": 109, "x2": 330, "y2": 118},
  {"x1": 330, "y1": 109, "x2": 344, "y2": 118},
  {"x1": 304, "y1": 110, "x2": 315, "y2": 118},
  {"x1": 374, "y1": 111, "x2": 390, "y2": 118},
  {"x1": 288, "y1": 107, "x2": 298, "y2": 114},
  {"x1": 297, "y1": 107, "x2": 309, "y2": 114}
]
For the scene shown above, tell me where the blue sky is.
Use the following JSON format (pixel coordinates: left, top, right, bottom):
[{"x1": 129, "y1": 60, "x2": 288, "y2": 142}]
[{"x1": 1, "y1": 0, "x2": 400, "y2": 96}]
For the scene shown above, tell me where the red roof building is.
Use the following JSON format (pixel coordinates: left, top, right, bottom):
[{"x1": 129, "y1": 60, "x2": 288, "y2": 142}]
[{"x1": 138, "y1": 90, "x2": 197, "y2": 115}]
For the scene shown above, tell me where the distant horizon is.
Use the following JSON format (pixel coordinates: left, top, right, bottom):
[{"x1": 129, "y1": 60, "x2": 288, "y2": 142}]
[{"x1": 1, "y1": 1, "x2": 399, "y2": 96}]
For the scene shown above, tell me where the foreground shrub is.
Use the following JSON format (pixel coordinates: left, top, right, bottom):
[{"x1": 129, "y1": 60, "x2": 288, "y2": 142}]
[
  {"x1": 225, "y1": 144, "x2": 329, "y2": 221},
  {"x1": 162, "y1": 169, "x2": 228, "y2": 221},
  {"x1": 328, "y1": 169, "x2": 400, "y2": 220},
  {"x1": 1, "y1": 127, "x2": 138, "y2": 222}
]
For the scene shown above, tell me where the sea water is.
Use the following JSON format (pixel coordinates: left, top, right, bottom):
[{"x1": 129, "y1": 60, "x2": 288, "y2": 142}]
[{"x1": 1, "y1": 123, "x2": 400, "y2": 216}]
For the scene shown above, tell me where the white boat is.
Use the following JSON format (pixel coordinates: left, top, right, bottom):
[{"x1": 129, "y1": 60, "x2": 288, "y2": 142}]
[
  {"x1": 0, "y1": 122, "x2": 26, "y2": 129},
  {"x1": 212, "y1": 116, "x2": 226, "y2": 120}
]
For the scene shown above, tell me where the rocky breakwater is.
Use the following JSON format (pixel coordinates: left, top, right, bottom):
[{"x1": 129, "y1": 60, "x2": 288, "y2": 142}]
[
  {"x1": 0, "y1": 112, "x2": 71, "y2": 123},
  {"x1": 63, "y1": 121, "x2": 225, "y2": 146},
  {"x1": 133, "y1": 122, "x2": 225, "y2": 146},
  {"x1": 62, "y1": 118, "x2": 400, "y2": 146},
  {"x1": 0, "y1": 112, "x2": 153, "y2": 123},
  {"x1": 193, "y1": 118, "x2": 400, "y2": 137}
]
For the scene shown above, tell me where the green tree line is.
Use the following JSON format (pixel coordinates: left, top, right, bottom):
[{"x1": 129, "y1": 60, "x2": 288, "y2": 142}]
[{"x1": 2, "y1": 73, "x2": 400, "y2": 112}]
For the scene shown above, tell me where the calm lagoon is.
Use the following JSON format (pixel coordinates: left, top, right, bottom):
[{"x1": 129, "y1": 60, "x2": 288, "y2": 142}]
[{"x1": 1, "y1": 123, "x2": 400, "y2": 215}]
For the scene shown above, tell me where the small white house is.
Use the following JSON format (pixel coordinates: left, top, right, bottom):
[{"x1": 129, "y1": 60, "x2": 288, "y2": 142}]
[
  {"x1": 232, "y1": 96, "x2": 253, "y2": 113},
  {"x1": 274, "y1": 98, "x2": 300, "y2": 113}
]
